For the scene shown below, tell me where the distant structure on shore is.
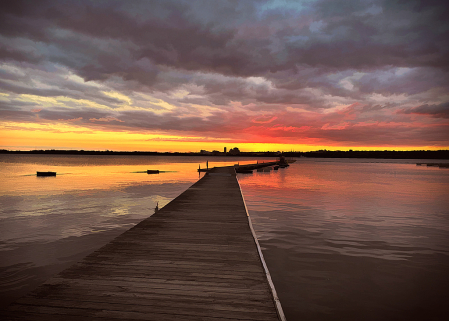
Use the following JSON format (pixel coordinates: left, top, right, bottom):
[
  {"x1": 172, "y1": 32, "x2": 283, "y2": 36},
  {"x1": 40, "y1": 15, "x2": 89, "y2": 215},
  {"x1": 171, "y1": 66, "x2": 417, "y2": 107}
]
[
  {"x1": 228, "y1": 147, "x2": 240, "y2": 155},
  {"x1": 199, "y1": 146, "x2": 241, "y2": 156}
]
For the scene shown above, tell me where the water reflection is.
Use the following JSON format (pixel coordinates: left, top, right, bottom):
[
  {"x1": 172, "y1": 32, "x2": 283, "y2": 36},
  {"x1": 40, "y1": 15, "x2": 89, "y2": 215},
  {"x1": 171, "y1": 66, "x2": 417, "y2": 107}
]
[
  {"x1": 0, "y1": 154, "x2": 274, "y2": 310},
  {"x1": 238, "y1": 158, "x2": 449, "y2": 320},
  {"x1": 1, "y1": 155, "x2": 448, "y2": 319},
  {"x1": 0, "y1": 154, "x2": 266, "y2": 196}
]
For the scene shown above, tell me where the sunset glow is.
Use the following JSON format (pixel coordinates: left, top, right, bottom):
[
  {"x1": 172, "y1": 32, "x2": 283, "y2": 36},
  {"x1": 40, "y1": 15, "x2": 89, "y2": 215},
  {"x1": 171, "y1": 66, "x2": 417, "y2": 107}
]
[{"x1": 1, "y1": 1, "x2": 448, "y2": 152}]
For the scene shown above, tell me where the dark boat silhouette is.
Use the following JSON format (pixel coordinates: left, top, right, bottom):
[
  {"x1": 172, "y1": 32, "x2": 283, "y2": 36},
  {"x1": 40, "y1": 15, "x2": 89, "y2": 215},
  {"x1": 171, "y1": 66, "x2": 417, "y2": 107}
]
[
  {"x1": 36, "y1": 171, "x2": 56, "y2": 177},
  {"x1": 147, "y1": 170, "x2": 160, "y2": 174}
]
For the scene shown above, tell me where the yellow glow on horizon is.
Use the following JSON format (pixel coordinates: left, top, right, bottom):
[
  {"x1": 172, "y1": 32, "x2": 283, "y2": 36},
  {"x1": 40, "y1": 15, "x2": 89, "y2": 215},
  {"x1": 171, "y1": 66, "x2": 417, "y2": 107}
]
[
  {"x1": 0, "y1": 122, "x2": 231, "y2": 152},
  {"x1": 1, "y1": 122, "x2": 447, "y2": 152}
]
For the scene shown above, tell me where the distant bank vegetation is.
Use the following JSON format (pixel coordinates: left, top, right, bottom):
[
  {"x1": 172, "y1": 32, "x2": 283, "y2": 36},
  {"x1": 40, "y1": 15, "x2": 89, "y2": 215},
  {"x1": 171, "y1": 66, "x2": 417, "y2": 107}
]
[{"x1": 1, "y1": 149, "x2": 448, "y2": 159}]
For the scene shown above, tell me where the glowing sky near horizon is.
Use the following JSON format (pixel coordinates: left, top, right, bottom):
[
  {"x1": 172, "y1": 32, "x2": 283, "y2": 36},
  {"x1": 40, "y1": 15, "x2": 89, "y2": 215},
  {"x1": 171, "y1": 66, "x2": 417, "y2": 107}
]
[{"x1": 0, "y1": 0, "x2": 448, "y2": 152}]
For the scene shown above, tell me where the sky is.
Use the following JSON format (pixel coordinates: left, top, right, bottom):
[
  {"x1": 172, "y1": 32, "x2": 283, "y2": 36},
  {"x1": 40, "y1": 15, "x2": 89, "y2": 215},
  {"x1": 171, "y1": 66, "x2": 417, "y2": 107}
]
[{"x1": 0, "y1": 0, "x2": 448, "y2": 152}]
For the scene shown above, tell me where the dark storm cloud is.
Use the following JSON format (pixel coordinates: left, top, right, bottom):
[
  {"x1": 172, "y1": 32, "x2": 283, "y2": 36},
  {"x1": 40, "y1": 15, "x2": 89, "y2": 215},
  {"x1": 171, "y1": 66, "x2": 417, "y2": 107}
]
[
  {"x1": 356, "y1": 67, "x2": 449, "y2": 96},
  {"x1": 283, "y1": 0, "x2": 449, "y2": 69},
  {"x1": 2, "y1": 0, "x2": 448, "y2": 81},
  {"x1": 402, "y1": 102, "x2": 449, "y2": 118}
]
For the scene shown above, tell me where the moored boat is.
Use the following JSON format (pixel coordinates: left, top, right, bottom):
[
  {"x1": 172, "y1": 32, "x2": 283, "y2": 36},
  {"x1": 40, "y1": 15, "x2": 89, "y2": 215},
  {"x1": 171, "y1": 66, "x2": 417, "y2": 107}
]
[{"x1": 36, "y1": 171, "x2": 56, "y2": 177}]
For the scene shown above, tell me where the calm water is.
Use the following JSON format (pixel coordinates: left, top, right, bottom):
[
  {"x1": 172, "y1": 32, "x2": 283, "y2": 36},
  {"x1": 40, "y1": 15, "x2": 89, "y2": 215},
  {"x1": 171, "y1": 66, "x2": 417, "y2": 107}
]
[
  {"x1": 0, "y1": 154, "x2": 268, "y2": 310},
  {"x1": 238, "y1": 158, "x2": 449, "y2": 320},
  {"x1": 1, "y1": 155, "x2": 449, "y2": 320}
]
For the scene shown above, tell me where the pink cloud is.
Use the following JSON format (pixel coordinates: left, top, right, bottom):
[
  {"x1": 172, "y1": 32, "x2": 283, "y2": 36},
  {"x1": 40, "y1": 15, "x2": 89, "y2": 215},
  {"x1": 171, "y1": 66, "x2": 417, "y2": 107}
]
[
  {"x1": 251, "y1": 116, "x2": 278, "y2": 124},
  {"x1": 268, "y1": 125, "x2": 311, "y2": 132}
]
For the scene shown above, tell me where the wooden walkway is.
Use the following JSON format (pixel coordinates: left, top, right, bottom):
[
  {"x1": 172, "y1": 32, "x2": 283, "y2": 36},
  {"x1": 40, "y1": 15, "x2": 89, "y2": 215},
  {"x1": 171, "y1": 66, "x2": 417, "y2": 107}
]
[{"x1": 3, "y1": 166, "x2": 285, "y2": 320}]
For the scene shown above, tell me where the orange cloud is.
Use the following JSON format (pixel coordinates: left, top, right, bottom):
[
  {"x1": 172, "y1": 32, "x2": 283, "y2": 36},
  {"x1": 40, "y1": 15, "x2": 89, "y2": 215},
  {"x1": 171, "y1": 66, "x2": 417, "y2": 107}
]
[{"x1": 321, "y1": 122, "x2": 349, "y2": 130}]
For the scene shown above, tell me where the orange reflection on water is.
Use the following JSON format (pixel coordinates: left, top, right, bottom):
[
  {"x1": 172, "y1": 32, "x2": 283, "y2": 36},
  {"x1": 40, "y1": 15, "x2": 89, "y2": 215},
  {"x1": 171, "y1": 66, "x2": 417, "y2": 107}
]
[
  {"x1": 0, "y1": 155, "x2": 273, "y2": 197},
  {"x1": 1, "y1": 162, "x2": 199, "y2": 196}
]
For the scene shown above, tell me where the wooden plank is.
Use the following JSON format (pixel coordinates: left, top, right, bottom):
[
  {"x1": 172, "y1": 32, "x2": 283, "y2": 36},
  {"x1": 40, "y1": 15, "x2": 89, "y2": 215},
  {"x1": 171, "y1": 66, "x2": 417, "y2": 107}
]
[
  {"x1": 26, "y1": 285, "x2": 274, "y2": 307},
  {"x1": 2, "y1": 166, "x2": 284, "y2": 320},
  {"x1": 13, "y1": 296, "x2": 279, "y2": 320}
]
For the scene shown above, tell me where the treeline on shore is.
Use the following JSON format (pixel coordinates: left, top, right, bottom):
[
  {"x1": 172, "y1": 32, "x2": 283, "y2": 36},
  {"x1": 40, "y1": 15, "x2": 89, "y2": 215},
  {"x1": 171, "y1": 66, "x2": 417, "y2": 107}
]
[
  {"x1": 298, "y1": 150, "x2": 449, "y2": 159},
  {"x1": 1, "y1": 149, "x2": 448, "y2": 159}
]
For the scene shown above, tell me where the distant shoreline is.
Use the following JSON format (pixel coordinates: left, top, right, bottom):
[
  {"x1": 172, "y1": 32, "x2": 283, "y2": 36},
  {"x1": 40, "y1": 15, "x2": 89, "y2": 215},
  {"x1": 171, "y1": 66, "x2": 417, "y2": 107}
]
[{"x1": 1, "y1": 149, "x2": 448, "y2": 159}]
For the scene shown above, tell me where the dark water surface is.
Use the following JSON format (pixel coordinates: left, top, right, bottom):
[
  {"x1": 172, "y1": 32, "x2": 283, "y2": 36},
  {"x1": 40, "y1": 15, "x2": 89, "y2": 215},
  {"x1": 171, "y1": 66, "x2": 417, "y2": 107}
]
[
  {"x1": 238, "y1": 158, "x2": 449, "y2": 321},
  {"x1": 1, "y1": 155, "x2": 449, "y2": 320}
]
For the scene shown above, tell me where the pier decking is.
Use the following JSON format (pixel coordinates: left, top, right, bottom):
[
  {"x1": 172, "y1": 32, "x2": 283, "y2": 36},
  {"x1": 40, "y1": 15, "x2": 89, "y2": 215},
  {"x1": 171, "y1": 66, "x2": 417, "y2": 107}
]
[{"x1": 3, "y1": 166, "x2": 285, "y2": 320}]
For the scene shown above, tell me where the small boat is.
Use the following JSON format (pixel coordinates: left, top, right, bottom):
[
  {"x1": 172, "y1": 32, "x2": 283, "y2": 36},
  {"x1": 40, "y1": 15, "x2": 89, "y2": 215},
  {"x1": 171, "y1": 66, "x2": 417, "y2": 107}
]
[
  {"x1": 37, "y1": 171, "x2": 56, "y2": 177},
  {"x1": 147, "y1": 170, "x2": 160, "y2": 174}
]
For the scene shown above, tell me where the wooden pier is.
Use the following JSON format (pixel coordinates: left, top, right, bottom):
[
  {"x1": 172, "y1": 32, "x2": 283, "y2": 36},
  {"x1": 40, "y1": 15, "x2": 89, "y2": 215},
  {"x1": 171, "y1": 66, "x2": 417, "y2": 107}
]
[{"x1": 3, "y1": 166, "x2": 285, "y2": 320}]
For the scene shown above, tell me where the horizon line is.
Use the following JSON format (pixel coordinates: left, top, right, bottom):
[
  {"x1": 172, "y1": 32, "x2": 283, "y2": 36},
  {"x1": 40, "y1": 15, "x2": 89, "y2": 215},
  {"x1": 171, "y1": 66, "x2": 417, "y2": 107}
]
[{"x1": 1, "y1": 149, "x2": 448, "y2": 153}]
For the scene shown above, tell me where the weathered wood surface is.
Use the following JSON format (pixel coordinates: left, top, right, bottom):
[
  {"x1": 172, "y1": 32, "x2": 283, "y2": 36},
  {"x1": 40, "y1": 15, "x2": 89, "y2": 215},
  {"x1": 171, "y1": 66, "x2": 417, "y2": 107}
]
[{"x1": 3, "y1": 166, "x2": 283, "y2": 320}]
